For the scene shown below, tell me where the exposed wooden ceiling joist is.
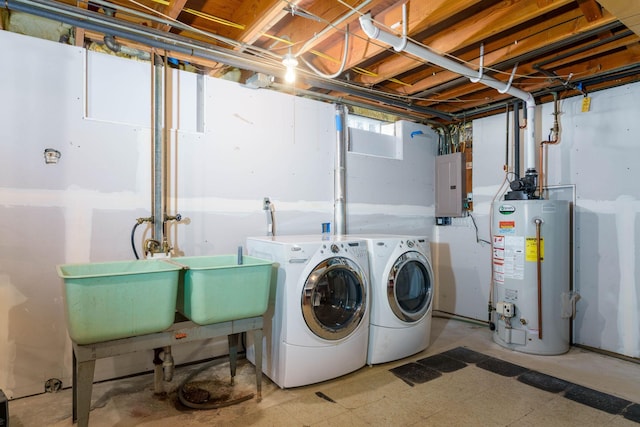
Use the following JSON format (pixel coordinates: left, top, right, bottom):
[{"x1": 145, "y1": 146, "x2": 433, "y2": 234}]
[{"x1": 6, "y1": 0, "x2": 640, "y2": 123}]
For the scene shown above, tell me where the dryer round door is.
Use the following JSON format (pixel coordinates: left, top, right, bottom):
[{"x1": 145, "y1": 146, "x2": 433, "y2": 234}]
[
  {"x1": 301, "y1": 256, "x2": 367, "y2": 340},
  {"x1": 387, "y1": 251, "x2": 433, "y2": 322}
]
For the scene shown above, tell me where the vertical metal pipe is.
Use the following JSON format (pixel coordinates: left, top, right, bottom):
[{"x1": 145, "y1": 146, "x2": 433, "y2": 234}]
[
  {"x1": 152, "y1": 53, "x2": 164, "y2": 242},
  {"x1": 504, "y1": 103, "x2": 510, "y2": 170},
  {"x1": 334, "y1": 104, "x2": 347, "y2": 236},
  {"x1": 513, "y1": 101, "x2": 521, "y2": 179},
  {"x1": 162, "y1": 53, "x2": 170, "y2": 250}
]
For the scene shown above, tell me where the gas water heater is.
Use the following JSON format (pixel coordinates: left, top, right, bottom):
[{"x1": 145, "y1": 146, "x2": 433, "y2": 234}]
[{"x1": 492, "y1": 199, "x2": 570, "y2": 355}]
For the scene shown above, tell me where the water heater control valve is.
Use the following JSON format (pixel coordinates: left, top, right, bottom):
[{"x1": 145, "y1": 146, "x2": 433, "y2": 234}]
[{"x1": 496, "y1": 302, "x2": 515, "y2": 318}]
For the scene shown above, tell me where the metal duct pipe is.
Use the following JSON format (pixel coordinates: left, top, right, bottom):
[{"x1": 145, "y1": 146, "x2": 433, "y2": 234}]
[
  {"x1": 151, "y1": 54, "x2": 164, "y2": 243},
  {"x1": 270, "y1": 82, "x2": 441, "y2": 126},
  {"x1": 334, "y1": 105, "x2": 348, "y2": 236},
  {"x1": 359, "y1": 12, "x2": 537, "y2": 171},
  {"x1": 513, "y1": 101, "x2": 521, "y2": 179}
]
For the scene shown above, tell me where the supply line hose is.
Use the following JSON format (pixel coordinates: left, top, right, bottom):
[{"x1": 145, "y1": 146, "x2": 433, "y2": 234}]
[{"x1": 131, "y1": 221, "x2": 141, "y2": 260}]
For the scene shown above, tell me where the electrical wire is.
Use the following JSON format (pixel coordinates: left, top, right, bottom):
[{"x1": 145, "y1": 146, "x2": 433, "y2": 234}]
[
  {"x1": 300, "y1": 24, "x2": 350, "y2": 79},
  {"x1": 468, "y1": 213, "x2": 491, "y2": 245},
  {"x1": 98, "y1": 0, "x2": 585, "y2": 108},
  {"x1": 120, "y1": 0, "x2": 282, "y2": 62}
]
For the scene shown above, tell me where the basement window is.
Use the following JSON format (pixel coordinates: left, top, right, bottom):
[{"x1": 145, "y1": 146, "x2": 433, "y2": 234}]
[
  {"x1": 347, "y1": 115, "x2": 395, "y2": 135},
  {"x1": 347, "y1": 114, "x2": 401, "y2": 159}
]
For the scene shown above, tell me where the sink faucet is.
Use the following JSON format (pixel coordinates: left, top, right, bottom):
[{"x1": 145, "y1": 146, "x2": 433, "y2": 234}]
[{"x1": 144, "y1": 239, "x2": 161, "y2": 255}]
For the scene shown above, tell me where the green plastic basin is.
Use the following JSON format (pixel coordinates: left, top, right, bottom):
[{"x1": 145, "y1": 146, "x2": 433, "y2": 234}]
[
  {"x1": 173, "y1": 255, "x2": 273, "y2": 325},
  {"x1": 57, "y1": 260, "x2": 182, "y2": 345}
]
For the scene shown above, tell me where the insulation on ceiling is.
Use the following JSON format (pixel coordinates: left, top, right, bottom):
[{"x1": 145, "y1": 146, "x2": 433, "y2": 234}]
[{"x1": 6, "y1": 10, "x2": 73, "y2": 43}]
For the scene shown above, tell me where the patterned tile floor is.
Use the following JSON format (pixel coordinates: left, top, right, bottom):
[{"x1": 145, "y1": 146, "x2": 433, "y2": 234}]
[{"x1": 8, "y1": 316, "x2": 640, "y2": 426}]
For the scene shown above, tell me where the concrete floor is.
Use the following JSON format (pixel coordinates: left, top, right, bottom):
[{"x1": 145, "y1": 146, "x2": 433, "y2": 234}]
[{"x1": 8, "y1": 316, "x2": 640, "y2": 426}]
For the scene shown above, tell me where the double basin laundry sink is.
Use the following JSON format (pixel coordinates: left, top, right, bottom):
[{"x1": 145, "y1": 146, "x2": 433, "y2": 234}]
[{"x1": 57, "y1": 255, "x2": 273, "y2": 345}]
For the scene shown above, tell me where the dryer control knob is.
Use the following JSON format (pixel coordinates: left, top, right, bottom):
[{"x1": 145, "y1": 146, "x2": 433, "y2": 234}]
[{"x1": 330, "y1": 244, "x2": 340, "y2": 253}]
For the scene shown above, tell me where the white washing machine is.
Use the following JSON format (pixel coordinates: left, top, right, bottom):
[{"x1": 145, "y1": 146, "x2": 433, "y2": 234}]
[
  {"x1": 358, "y1": 235, "x2": 434, "y2": 364},
  {"x1": 245, "y1": 235, "x2": 370, "y2": 388}
]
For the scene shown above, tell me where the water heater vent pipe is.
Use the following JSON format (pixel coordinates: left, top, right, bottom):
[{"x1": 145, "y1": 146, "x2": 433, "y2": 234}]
[{"x1": 359, "y1": 11, "x2": 537, "y2": 171}]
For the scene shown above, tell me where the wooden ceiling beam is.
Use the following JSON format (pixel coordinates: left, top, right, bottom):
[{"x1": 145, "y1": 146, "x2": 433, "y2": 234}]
[
  {"x1": 235, "y1": 0, "x2": 294, "y2": 46},
  {"x1": 157, "y1": 0, "x2": 188, "y2": 32},
  {"x1": 251, "y1": 0, "x2": 353, "y2": 53},
  {"x1": 396, "y1": 9, "x2": 618, "y2": 96},
  {"x1": 356, "y1": 0, "x2": 575, "y2": 86},
  {"x1": 299, "y1": 0, "x2": 483, "y2": 77},
  {"x1": 384, "y1": 8, "x2": 588, "y2": 92},
  {"x1": 424, "y1": 46, "x2": 640, "y2": 114},
  {"x1": 576, "y1": 0, "x2": 603, "y2": 22}
]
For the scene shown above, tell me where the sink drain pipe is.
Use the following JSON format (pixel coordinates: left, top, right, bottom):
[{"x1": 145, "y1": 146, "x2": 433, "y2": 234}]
[{"x1": 359, "y1": 11, "x2": 537, "y2": 176}]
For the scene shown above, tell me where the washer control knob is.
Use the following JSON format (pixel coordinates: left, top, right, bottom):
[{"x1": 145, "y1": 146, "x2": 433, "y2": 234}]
[
  {"x1": 407, "y1": 240, "x2": 415, "y2": 248},
  {"x1": 330, "y1": 244, "x2": 340, "y2": 253}
]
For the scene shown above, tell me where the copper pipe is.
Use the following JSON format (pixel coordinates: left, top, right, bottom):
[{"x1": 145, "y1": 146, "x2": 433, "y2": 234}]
[
  {"x1": 539, "y1": 93, "x2": 561, "y2": 198},
  {"x1": 535, "y1": 218, "x2": 543, "y2": 339}
]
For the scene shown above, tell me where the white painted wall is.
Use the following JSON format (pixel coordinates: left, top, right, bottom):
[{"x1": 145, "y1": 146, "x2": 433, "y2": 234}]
[
  {"x1": 0, "y1": 30, "x2": 436, "y2": 398},
  {"x1": 347, "y1": 120, "x2": 437, "y2": 238},
  {"x1": 543, "y1": 86, "x2": 640, "y2": 358},
  {"x1": 3, "y1": 27, "x2": 636, "y2": 401},
  {"x1": 435, "y1": 84, "x2": 640, "y2": 358}
]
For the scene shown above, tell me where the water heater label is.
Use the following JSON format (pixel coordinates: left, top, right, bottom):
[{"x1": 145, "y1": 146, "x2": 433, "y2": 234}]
[
  {"x1": 506, "y1": 236, "x2": 524, "y2": 280},
  {"x1": 504, "y1": 288, "x2": 518, "y2": 301},
  {"x1": 493, "y1": 235, "x2": 524, "y2": 280},
  {"x1": 525, "y1": 238, "x2": 544, "y2": 261},
  {"x1": 498, "y1": 221, "x2": 516, "y2": 234},
  {"x1": 498, "y1": 204, "x2": 516, "y2": 214}
]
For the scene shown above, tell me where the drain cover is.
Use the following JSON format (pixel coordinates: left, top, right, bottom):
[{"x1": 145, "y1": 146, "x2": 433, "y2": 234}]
[{"x1": 181, "y1": 385, "x2": 211, "y2": 404}]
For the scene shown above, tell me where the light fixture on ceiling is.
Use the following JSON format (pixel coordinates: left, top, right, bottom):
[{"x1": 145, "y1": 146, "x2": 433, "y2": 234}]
[
  {"x1": 246, "y1": 72, "x2": 274, "y2": 89},
  {"x1": 282, "y1": 50, "x2": 298, "y2": 83}
]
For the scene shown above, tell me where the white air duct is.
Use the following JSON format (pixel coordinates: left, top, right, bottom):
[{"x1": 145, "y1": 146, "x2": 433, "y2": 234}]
[{"x1": 359, "y1": 12, "x2": 537, "y2": 172}]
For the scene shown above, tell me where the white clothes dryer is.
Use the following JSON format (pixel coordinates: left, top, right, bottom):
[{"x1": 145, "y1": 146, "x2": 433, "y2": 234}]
[
  {"x1": 358, "y1": 235, "x2": 434, "y2": 365},
  {"x1": 245, "y1": 235, "x2": 370, "y2": 388}
]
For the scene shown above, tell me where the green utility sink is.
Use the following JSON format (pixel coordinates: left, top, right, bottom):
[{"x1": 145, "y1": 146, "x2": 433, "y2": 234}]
[
  {"x1": 57, "y1": 260, "x2": 182, "y2": 345},
  {"x1": 173, "y1": 255, "x2": 273, "y2": 325}
]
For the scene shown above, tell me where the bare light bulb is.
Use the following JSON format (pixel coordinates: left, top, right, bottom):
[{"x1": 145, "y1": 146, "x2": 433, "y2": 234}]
[
  {"x1": 282, "y1": 53, "x2": 298, "y2": 84},
  {"x1": 285, "y1": 66, "x2": 296, "y2": 83}
]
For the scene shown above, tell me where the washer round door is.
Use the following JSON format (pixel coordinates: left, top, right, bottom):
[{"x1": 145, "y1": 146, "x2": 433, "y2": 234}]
[
  {"x1": 387, "y1": 251, "x2": 433, "y2": 322},
  {"x1": 301, "y1": 256, "x2": 367, "y2": 340}
]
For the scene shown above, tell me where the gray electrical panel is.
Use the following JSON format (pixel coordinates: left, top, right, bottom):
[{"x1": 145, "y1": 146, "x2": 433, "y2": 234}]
[{"x1": 436, "y1": 152, "x2": 466, "y2": 217}]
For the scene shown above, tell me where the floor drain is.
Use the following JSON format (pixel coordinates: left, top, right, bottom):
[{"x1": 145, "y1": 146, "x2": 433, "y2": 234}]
[{"x1": 181, "y1": 385, "x2": 211, "y2": 404}]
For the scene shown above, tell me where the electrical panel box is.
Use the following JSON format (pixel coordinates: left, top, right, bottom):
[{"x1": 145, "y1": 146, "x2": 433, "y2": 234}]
[{"x1": 435, "y1": 152, "x2": 466, "y2": 217}]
